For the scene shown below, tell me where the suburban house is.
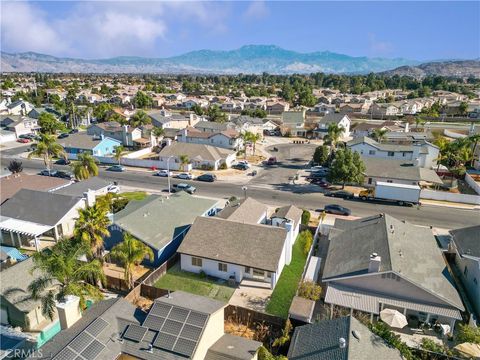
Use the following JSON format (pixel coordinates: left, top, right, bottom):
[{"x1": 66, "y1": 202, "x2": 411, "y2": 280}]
[
  {"x1": 322, "y1": 214, "x2": 464, "y2": 330},
  {"x1": 0, "y1": 189, "x2": 87, "y2": 248},
  {"x1": 281, "y1": 109, "x2": 306, "y2": 137},
  {"x1": 287, "y1": 316, "x2": 402, "y2": 360},
  {"x1": 271, "y1": 205, "x2": 303, "y2": 248},
  {"x1": 32, "y1": 291, "x2": 262, "y2": 360},
  {"x1": 193, "y1": 121, "x2": 233, "y2": 133},
  {"x1": 181, "y1": 98, "x2": 209, "y2": 109},
  {"x1": 106, "y1": 192, "x2": 219, "y2": 267},
  {"x1": 52, "y1": 177, "x2": 113, "y2": 198},
  {"x1": 87, "y1": 122, "x2": 155, "y2": 148},
  {"x1": 229, "y1": 115, "x2": 265, "y2": 136},
  {"x1": 313, "y1": 103, "x2": 336, "y2": 115},
  {"x1": 262, "y1": 119, "x2": 280, "y2": 132},
  {"x1": 347, "y1": 136, "x2": 439, "y2": 168},
  {"x1": 217, "y1": 197, "x2": 268, "y2": 224},
  {"x1": 370, "y1": 103, "x2": 400, "y2": 117},
  {"x1": 339, "y1": 103, "x2": 371, "y2": 114},
  {"x1": 5, "y1": 100, "x2": 34, "y2": 116},
  {"x1": 448, "y1": 225, "x2": 480, "y2": 322},
  {"x1": 315, "y1": 113, "x2": 351, "y2": 139},
  {"x1": 158, "y1": 142, "x2": 236, "y2": 170},
  {"x1": 362, "y1": 157, "x2": 442, "y2": 186},
  {"x1": 59, "y1": 133, "x2": 122, "y2": 158},
  {"x1": 0, "y1": 115, "x2": 40, "y2": 137},
  {"x1": 149, "y1": 110, "x2": 201, "y2": 129},
  {"x1": 351, "y1": 121, "x2": 409, "y2": 138},
  {"x1": 177, "y1": 127, "x2": 243, "y2": 151},
  {"x1": 267, "y1": 101, "x2": 290, "y2": 112}
]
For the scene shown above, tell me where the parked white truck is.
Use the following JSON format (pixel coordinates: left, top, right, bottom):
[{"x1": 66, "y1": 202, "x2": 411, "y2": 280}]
[{"x1": 359, "y1": 182, "x2": 421, "y2": 206}]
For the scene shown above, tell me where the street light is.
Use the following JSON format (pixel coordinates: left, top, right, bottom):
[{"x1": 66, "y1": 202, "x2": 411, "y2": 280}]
[
  {"x1": 242, "y1": 186, "x2": 248, "y2": 199},
  {"x1": 167, "y1": 155, "x2": 173, "y2": 195}
]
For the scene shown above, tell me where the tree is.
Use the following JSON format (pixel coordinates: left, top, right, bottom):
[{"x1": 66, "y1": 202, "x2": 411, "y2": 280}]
[
  {"x1": 241, "y1": 131, "x2": 253, "y2": 159},
  {"x1": 457, "y1": 323, "x2": 480, "y2": 344},
  {"x1": 323, "y1": 123, "x2": 344, "y2": 150},
  {"x1": 272, "y1": 320, "x2": 293, "y2": 348},
  {"x1": 74, "y1": 202, "x2": 111, "y2": 259},
  {"x1": 300, "y1": 230, "x2": 313, "y2": 256},
  {"x1": 179, "y1": 154, "x2": 189, "y2": 171},
  {"x1": 93, "y1": 103, "x2": 113, "y2": 122},
  {"x1": 207, "y1": 105, "x2": 227, "y2": 123},
  {"x1": 371, "y1": 128, "x2": 388, "y2": 143},
  {"x1": 250, "y1": 132, "x2": 261, "y2": 156},
  {"x1": 71, "y1": 153, "x2": 99, "y2": 180},
  {"x1": 38, "y1": 112, "x2": 65, "y2": 134},
  {"x1": 191, "y1": 104, "x2": 204, "y2": 116},
  {"x1": 109, "y1": 234, "x2": 154, "y2": 289},
  {"x1": 28, "y1": 238, "x2": 105, "y2": 320},
  {"x1": 297, "y1": 280, "x2": 322, "y2": 301},
  {"x1": 7, "y1": 159, "x2": 23, "y2": 174},
  {"x1": 133, "y1": 91, "x2": 153, "y2": 108},
  {"x1": 28, "y1": 134, "x2": 65, "y2": 172},
  {"x1": 114, "y1": 145, "x2": 126, "y2": 165},
  {"x1": 301, "y1": 210, "x2": 311, "y2": 225},
  {"x1": 458, "y1": 101, "x2": 468, "y2": 116},
  {"x1": 130, "y1": 110, "x2": 151, "y2": 127},
  {"x1": 152, "y1": 127, "x2": 165, "y2": 145},
  {"x1": 328, "y1": 148, "x2": 366, "y2": 189},
  {"x1": 312, "y1": 145, "x2": 329, "y2": 165}
]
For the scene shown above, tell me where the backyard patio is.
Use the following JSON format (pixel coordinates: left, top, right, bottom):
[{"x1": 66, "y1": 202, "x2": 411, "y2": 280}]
[{"x1": 229, "y1": 279, "x2": 273, "y2": 312}]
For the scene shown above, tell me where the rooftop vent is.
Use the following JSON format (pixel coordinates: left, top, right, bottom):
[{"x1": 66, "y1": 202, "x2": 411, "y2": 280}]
[
  {"x1": 368, "y1": 253, "x2": 381, "y2": 273},
  {"x1": 390, "y1": 224, "x2": 395, "y2": 233},
  {"x1": 339, "y1": 337, "x2": 346, "y2": 349}
]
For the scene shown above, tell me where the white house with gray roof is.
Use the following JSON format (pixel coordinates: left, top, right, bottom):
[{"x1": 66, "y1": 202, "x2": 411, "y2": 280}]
[{"x1": 322, "y1": 214, "x2": 464, "y2": 330}]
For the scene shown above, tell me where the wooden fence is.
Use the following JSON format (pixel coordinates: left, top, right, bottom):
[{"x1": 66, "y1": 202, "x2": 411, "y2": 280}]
[
  {"x1": 142, "y1": 253, "x2": 179, "y2": 286},
  {"x1": 224, "y1": 305, "x2": 285, "y2": 329}
]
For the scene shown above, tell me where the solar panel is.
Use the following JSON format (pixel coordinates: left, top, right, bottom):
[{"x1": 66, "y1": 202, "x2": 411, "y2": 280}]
[
  {"x1": 173, "y1": 337, "x2": 197, "y2": 357},
  {"x1": 69, "y1": 332, "x2": 94, "y2": 353},
  {"x1": 150, "y1": 302, "x2": 172, "y2": 317},
  {"x1": 180, "y1": 324, "x2": 203, "y2": 341},
  {"x1": 80, "y1": 340, "x2": 105, "y2": 360},
  {"x1": 168, "y1": 307, "x2": 189, "y2": 323},
  {"x1": 186, "y1": 311, "x2": 208, "y2": 327},
  {"x1": 142, "y1": 314, "x2": 166, "y2": 331},
  {"x1": 85, "y1": 318, "x2": 109, "y2": 337},
  {"x1": 123, "y1": 324, "x2": 148, "y2": 342},
  {"x1": 53, "y1": 347, "x2": 76, "y2": 360},
  {"x1": 161, "y1": 319, "x2": 183, "y2": 336},
  {"x1": 153, "y1": 332, "x2": 177, "y2": 351},
  {"x1": 74, "y1": 357, "x2": 85, "y2": 360}
]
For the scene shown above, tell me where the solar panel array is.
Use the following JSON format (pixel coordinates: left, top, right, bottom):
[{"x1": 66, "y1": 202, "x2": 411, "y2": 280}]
[
  {"x1": 123, "y1": 324, "x2": 149, "y2": 342},
  {"x1": 53, "y1": 317, "x2": 108, "y2": 360},
  {"x1": 140, "y1": 301, "x2": 209, "y2": 358}
]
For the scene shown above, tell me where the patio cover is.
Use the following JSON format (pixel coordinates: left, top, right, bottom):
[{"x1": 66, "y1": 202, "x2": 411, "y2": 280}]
[
  {"x1": 0, "y1": 217, "x2": 53, "y2": 237},
  {"x1": 325, "y1": 284, "x2": 462, "y2": 320}
]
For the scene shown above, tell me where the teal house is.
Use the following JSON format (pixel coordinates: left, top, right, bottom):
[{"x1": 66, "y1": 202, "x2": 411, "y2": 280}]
[{"x1": 58, "y1": 133, "x2": 121, "y2": 157}]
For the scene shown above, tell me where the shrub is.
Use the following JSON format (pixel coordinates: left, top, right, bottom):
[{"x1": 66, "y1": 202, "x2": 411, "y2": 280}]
[
  {"x1": 297, "y1": 280, "x2": 321, "y2": 301},
  {"x1": 8, "y1": 159, "x2": 23, "y2": 174},
  {"x1": 299, "y1": 230, "x2": 313, "y2": 256},
  {"x1": 258, "y1": 346, "x2": 287, "y2": 360},
  {"x1": 457, "y1": 323, "x2": 480, "y2": 344},
  {"x1": 111, "y1": 198, "x2": 129, "y2": 213},
  {"x1": 200, "y1": 164, "x2": 214, "y2": 171},
  {"x1": 301, "y1": 210, "x2": 311, "y2": 225},
  {"x1": 369, "y1": 321, "x2": 416, "y2": 360},
  {"x1": 219, "y1": 162, "x2": 227, "y2": 170}
]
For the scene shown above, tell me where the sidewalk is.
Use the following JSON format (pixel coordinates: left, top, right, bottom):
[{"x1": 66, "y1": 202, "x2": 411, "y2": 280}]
[{"x1": 420, "y1": 198, "x2": 480, "y2": 210}]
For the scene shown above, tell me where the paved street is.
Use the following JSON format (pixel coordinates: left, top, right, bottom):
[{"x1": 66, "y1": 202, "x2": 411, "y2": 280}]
[{"x1": 1, "y1": 143, "x2": 478, "y2": 229}]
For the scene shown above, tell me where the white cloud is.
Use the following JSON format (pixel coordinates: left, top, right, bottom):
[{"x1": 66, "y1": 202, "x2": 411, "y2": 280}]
[{"x1": 243, "y1": 1, "x2": 269, "y2": 20}]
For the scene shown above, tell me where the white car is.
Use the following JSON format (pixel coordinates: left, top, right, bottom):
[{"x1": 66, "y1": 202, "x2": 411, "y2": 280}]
[
  {"x1": 176, "y1": 172, "x2": 194, "y2": 180},
  {"x1": 308, "y1": 165, "x2": 325, "y2": 172},
  {"x1": 237, "y1": 160, "x2": 250, "y2": 168},
  {"x1": 107, "y1": 185, "x2": 120, "y2": 194},
  {"x1": 155, "y1": 170, "x2": 173, "y2": 177}
]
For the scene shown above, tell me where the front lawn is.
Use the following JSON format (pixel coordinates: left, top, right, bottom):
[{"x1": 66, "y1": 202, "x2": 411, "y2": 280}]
[
  {"x1": 265, "y1": 232, "x2": 310, "y2": 318},
  {"x1": 119, "y1": 191, "x2": 148, "y2": 201},
  {"x1": 154, "y1": 266, "x2": 235, "y2": 302}
]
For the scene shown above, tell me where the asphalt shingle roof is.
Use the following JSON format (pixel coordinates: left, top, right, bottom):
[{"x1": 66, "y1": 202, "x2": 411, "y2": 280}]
[
  {"x1": 450, "y1": 225, "x2": 480, "y2": 258},
  {"x1": 216, "y1": 197, "x2": 267, "y2": 224},
  {"x1": 205, "y1": 334, "x2": 262, "y2": 360},
  {"x1": 159, "y1": 142, "x2": 235, "y2": 162},
  {"x1": 53, "y1": 177, "x2": 111, "y2": 197},
  {"x1": 272, "y1": 205, "x2": 303, "y2": 226},
  {"x1": 58, "y1": 133, "x2": 120, "y2": 150}
]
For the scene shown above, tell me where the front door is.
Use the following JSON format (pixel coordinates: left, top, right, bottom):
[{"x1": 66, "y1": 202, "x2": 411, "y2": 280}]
[{"x1": 252, "y1": 269, "x2": 265, "y2": 281}]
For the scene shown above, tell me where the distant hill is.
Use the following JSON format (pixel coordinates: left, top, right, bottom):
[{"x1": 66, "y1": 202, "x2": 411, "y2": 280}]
[
  {"x1": 380, "y1": 60, "x2": 480, "y2": 79},
  {"x1": 1, "y1": 45, "x2": 419, "y2": 74}
]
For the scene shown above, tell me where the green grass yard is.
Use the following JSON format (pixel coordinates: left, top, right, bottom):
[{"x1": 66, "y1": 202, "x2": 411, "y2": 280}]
[
  {"x1": 154, "y1": 266, "x2": 235, "y2": 302},
  {"x1": 119, "y1": 191, "x2": 148, "y2": 201},
  {"x1": 265, "y1": 232, "x2": 309, "y2": 318}
]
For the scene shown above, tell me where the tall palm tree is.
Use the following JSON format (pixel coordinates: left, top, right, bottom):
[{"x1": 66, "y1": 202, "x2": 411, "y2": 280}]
[
  {"x1": 130, "y1": 110, "x2": 151, "y2": 127},
  {"x1": 71, "y1": 153, "x2": 99, "y2": 180},
  {"x1": 113, "y1": 145, "x2": 126, "y2": 165},
  {"x1": 250, "y1": 133, "x2": 261, "y2": 156},
  {"x1": 371, "y1": 128, "x2": 388, "y2": 143},
  {"x1": 152, "y1": 127, "x2": 165, "y2": 146},
  {"x1": 434, "y1": 136, "x2": 451, "y2": 171},
  {"x1": 28, "y1": 134, "x2": 65, "y2": 172},
  {"x1": 324, "y1": 124, "x2": 344, "y2": 150},
  {"x1": 74, "y1": 202, "x2": 111, "y2": 259},
  {"x1": 241, "y1": 131, "x2": 253, "y2": 159},
  {"x1": 179, "y1": 154, "x2": 189, "y2": 171},
  {"x1": 466, "y1": 134, "x2": 480, "y2": 167},
  {"x1": 109, "y1": 234, "x2": 154, "y2": 289},
  {"x1": 28, "y1": 238, "x2": 105, "y2": 320}
]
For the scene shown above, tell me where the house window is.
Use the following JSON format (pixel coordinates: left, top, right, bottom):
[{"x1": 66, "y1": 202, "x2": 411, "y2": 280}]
[
  {"x1": 245, "y1": 266, "x2": 251, "y2": 274},
  {"x1": 388, "y1": 152, "x2": 395, "y2": 157},
  {"x1": 266, "y1": 272, "x2": 272, "y2": 279},
  {"x1": 369, "y1": 150, "x2": 376, "y2": 155},
  {"x1": 191, "y1": 257, "x2": 202, "y2": 267},
  {"x1": 387, "y1": 180, "x2": 393, "y2": 183},
  {"x1": 464, "y1": 266, "x2": 468, "y2": 276},
  {"x1": 218, "y1": 263, "x2": 228, "y2": 272},
  {"x1": 402, "y1": 152, "x2": 406, "y2": 157},
  {"x1": 368, "y1": 178, "x2": 373, "y2": 185}
]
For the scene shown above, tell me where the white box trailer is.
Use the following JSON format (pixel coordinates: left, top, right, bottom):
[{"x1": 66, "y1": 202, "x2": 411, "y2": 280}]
[{"x1": 373, "y1": 182, "x2": 421, "y2": 205}]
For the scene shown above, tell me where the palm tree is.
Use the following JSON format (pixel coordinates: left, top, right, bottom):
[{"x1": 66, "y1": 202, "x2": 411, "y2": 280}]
[
  {"x1": 74, "y1": 202, "x2": 110, "y2": 259},
  {"x1": 179, "y1": 154, "x2": 189, "y2": 171},
  {"x1": 152, "y1": 127, "x2": 165, "y2": 146},
  {"x1": 109, "y1": 234, "x2": 154, "y2": 289},
  {"x1": 324, "y1": 123, "x2": 344, "y2": 150},
  {"x1": 241, "y1": 131, "x2": 253, "y2": 159},
  {"x1": 371, "y1": 128, "x2": 387, "y2": 143},
  {"x1": 113, "y1": 145, "x2": 126, "y2": 165},
  {"x1": 28, "y1": 239, "x2": 105, "y2": 320},
  {"x1": 434, "y1": 136, "x2": 451, "y2": 171},
  {"x1": 250, "y1": 133, "x2": 261, "y2": 156},
  {"x1": 71, "y1": 153, "x2": 99, "y2": 180},
  {"x1": 28, "y1": 134, "x2": 65, "y2": 173},
  {"x1": 466, "y1": 134, "x2": 480, "y2": 167},
  {"x1": 130, "y1": 110, "x2": 151, "y2": 127}
]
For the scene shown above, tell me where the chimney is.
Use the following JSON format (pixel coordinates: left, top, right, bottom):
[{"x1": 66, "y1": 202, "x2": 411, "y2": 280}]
[
  {"x1": 56, "y1": 295, "x2": 82, "y2": 330},
  {"x1": 339, "y1": 337, "x2": 346, "y2": 349},
  {"x1": 368, "y1": 252, "x2": 381, "y2": 273},
  {"x1": 83, "y1": 190, "x2": 96, "y2": 207}
]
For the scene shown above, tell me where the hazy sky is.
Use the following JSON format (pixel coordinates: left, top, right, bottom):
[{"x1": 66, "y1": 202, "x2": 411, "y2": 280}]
[{"x1": 1, "y1": 1, "x2": 479, "y2": 61}]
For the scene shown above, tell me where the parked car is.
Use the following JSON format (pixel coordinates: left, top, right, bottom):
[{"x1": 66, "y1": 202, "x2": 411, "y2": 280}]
[
  {"x1": 54, "y1": 170, "x2": 75, "y2": 180},
  {"x1": 107, "y1": 165, "x2": 125, "y2": 172},
  {"x1": 196, "y1": 173, "x2": 217, "y2": 182},
  {"x1": 18, "y1": 134, "x2": 32, "y2": 139},
  {"x1": 324, "y1": 190, "x2": 354, "y2": 199},
  {"x1": 155, "y1": 170, "x2": 173, "y2": 177},
  {"x1": 310, "y1": 178, "x2": 331, "y2": 188},
  {"x1": 232, "y1": 163, "x2": 249, "y2": 171},
  {"x1": 171, "y1": 183, "x2": 196, "y2": 194},
  {"x1": 55, "y1": 158, "x2": 71, "y2": 165},
  {"x1": 39, "y1": 169, "x2": 58, "y2": 177},
  {"x1": 266, "y1": 157, "x2": 277, "y2": 165},
  {"x1": 324, "y1": 204, "x2": 351, "y2": 216},
  {"x1": 307, "y1": 172, "x2": 326, "y2": 180},
  {"x1": 236, "y1": 160, "x2": 250, "y2": 168},
  {"x1": 58, "y1": 133, "x2": 69, "y2": 139},
  {"x1": 176, "y1": 172, "x2": 194, "y2": 180},
  {"x1": 17, "y1": 138, "x2": 30, "y2": 143},
  {"x1": 107, "y1": 184, "x2": 120, "y2": 194},
  {"x1": 307, "y1": 165, "x2": 326, "y2": 172},
  {"x1": 69, "y1": 129, "x2": 79, "y2": 134}
]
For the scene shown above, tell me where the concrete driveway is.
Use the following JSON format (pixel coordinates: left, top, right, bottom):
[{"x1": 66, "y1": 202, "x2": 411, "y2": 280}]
[{"x1": 229, "y1": 279, "x2": 273, "y2": 312}]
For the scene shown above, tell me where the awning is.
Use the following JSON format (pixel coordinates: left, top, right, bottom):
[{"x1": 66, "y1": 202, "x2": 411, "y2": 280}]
[
  {"x1": 325, "y1": 284, "x2": 462, "y2": 320},
  {"x1": 0, "y1": 217, "x2": 53, "y2": 237}
]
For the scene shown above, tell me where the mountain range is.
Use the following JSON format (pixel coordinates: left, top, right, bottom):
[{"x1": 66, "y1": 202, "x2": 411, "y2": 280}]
[{"x1": 1, "y1": 45, "x2": 478, "y2": 77}]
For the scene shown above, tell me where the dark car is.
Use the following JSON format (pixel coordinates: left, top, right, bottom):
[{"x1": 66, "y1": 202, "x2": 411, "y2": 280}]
[
  {"x1": 324, "y1": 190, "x2": 354, "y2": 199},
  {"x1": 196, "y1": 173, "x2": 217, "y2": 182},
  {"x1": 54, "y1": 170, "x2": 75, "y2": 180},
  {"x1": 107, "y1": 165, "x2": 125, "y2": 172},
  {"x1": 232, "y1": 163, "x2": 249, "y2": 171},
  {"x1": 324, "y1": 204, "x2": 351, "y2": 216},
  {"x1": 69, "y1": 129, "x2": 79, "y2": 134},
  {"x1": 58, "y1": 133, "x2": 69, "y2": 139},
  {"x1": 306, "y1": 172, "x2": 327, "y2": 180},
  {"x1": 310, "y1": 178, "x2": 331, "y2": 188},
  {"x1": 39, "y1": 169, "x2": 58, "y2": 177},
  {"x1": 266, "y1": 157, "x2": 277, "y2": 165},
  {"x1": 55, "y1": 158, "x2": 71, "y2": 165},
  {"x1": 171, "y1": 183, "x2": 196, "y2": 194}
]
